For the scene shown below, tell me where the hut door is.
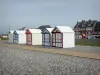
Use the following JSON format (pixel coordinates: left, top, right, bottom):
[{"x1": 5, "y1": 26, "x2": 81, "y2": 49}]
[
  {"x1": 42, "y1": 33, "x2": 50, "y2": 46},
  {"x1": 13, "y1": 34, "x2": 18, "y2": 43},
  {"x1": 26, "y1": 34, "x2": 32, "y2": 45},
  {"x1": 13, "y1": 35, "x2": 15, "y2": 43},
  {"x1": 15, "y1": 34, "x2": 18, "y2": 43},
  {"x1": 45, "y1": 34, "x2": 50, "y2": 46},
  {"x1": 55, "y1": 33, "x2": 63, "y2": 48},
  {"x1": 42, "y1": 34, "x2": 45, "y2": 46}
]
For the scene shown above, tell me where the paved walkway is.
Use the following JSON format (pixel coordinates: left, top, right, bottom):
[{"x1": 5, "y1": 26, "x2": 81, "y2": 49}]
[{"x1": 0, "y1": 42, "x2": 100, "y2": 60}]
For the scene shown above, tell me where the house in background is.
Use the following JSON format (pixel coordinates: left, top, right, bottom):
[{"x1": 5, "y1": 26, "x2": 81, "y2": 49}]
[
  {"x1": 2, "y1": 34, "x2": 8, "y2": 38},
  {"x1": 52, "y1": 26, "x2": 75, "y2": 48},
  {"x1": 74, "y1": 20, "x2": 100, "y2": 39},
  {"x1": 8, "y1": 30, "x2": 14, "y2": 43},
  {"x1": 13, "y1": 30, "x2": 26, "y2": 44},
  {"x1": 42, "y1": 28, "x2": 53, "y2": 47},
  {"x1": 25, "y1": 29, "x2": 42, "y2": 45},
  {"x1": 93, "y1": 21, "x2": 100, "y2": 38}
]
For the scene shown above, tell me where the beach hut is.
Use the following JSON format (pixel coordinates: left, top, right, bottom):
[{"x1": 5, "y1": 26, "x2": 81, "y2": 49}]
[
  {"x1": 42, "y1": 28, "x2": 54, "y2": 47},
  {"x1": 52, "y1": 26, "x2": 75, "y2": 48},
  {"x1": 26, "y1": 29, "x2": 42, "y2": 45},
  {"x1": 8, "y1": 30, "x2": 14, "y2": 43},
  {"x1": 13, "y1": 30, "x2": 26, "y2": 44}
]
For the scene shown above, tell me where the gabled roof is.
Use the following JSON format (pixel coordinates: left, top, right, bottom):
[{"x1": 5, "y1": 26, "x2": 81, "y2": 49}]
[
  {"x1": 14, "y1": 30, "x2": 26, "y2": 34},
  {"x1": 54, "y1": 26, "x2": 74, "y2": 33},
  {"x1": 42, "y1": 28, "x2": 53, "y2": 33},
  {"x1": 28, "y1": 29, "x2": 41, "y2": 33},
  {"x1": 46, "y1": 28, "x2": 54, "y2": 33},
  {"x1": 42, "y1": 28, "x2": 49, "y2": 33}
]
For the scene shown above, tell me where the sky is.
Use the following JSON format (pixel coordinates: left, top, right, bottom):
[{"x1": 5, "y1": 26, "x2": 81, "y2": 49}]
[{"x1": 0, "y1": 0, "x2": 100, "y2": 33}]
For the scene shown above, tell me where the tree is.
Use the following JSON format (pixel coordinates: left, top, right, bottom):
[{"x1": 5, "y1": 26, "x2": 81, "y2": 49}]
[
  {"x1": 22, "y1": 27, "x2": 27, "y2": 30},
  {"x1": 19, "y1": 27, "x2": 27, "y2": 30},
  {"x1": 38, "y1": 25, "x2": 52, "y2": 31}
]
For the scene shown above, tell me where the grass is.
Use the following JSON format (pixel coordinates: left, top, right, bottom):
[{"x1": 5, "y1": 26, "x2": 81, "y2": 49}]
[
  {"x1": 76, "y1": 42, "x2": 100, "y2": 47},
  {"x1": 0, "y1": 38, "x2": 8, "y2": 40},
  {"x1": 75, "y1": 39, "x2": 100, "y2": 47}
]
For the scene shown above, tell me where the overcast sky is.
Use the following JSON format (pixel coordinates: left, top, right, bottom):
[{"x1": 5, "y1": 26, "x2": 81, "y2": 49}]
[{"x1": 0, "y1": 0, "x2": 100, "y2": 33}]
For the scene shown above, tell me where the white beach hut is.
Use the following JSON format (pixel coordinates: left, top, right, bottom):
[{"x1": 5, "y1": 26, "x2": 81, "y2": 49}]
[
  {"x1": 13, "y1": 30, "x2": 26, "y2": 44},
  {"x1": 52, "y1": 26, "x2": 75, "y2": 48},
  {"x1": 25, "y1": 29, "x2": 42, "y2": 45},
  {"x1": 8, "y1": 30, "x2": 14, "y2": 43},
  {"x1": 42, "y1": 28, "x2": 54, "y2": 47}
]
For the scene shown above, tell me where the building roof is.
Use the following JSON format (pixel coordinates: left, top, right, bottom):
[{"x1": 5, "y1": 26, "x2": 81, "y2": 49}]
[
  {"x1": 14, "y1": 30, "x2": 26, "y2": 34},
  {"x1": 29, "y1": 29, "x2": 42, "y2": 33},
  {"x1": 94, "y1": 22, "x2": 100, "y2": 31},
  {"x1": 46, "y1": 28, "x2": 54, "y2": 33},
  {"x1": 74, "y1": 20, "x2": 97, "y2": 29},
  {"x1": 55, "y1": 26, "x2": 74, "y2": 33}
]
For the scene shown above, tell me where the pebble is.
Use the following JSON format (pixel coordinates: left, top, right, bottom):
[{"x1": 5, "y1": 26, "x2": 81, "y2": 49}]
[{"x1": 0, "y1": 47, "x2": 100, "y2": 75}]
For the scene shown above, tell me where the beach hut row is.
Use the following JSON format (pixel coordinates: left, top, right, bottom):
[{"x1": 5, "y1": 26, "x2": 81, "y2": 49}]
[{"x1": 8, "y1": 26, "x2": 75, "y2": 48}]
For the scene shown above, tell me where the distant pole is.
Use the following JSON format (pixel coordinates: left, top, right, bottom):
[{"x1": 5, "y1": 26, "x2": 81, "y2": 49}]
[{"x1": 9, "y1": 24, "x2": 10, "y2": 31}]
